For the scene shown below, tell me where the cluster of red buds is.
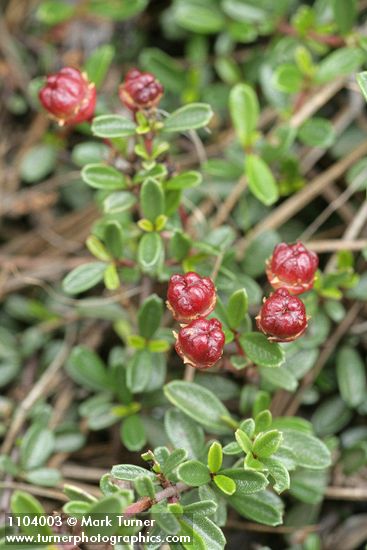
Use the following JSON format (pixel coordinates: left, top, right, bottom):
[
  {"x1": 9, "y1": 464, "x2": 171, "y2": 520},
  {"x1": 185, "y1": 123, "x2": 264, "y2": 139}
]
[
  {"x1": 39, "y1": 67, "x2": 96, "y2": 126},
  {"x1": 257, "y1": 242, "x2": 318, "y2": 342},
  {"x1": 167, "y1": 272, "x2": 225, "y2": 370},
  {"x1": 39, "y1": 67, "x2": 163, "y2": 125}
]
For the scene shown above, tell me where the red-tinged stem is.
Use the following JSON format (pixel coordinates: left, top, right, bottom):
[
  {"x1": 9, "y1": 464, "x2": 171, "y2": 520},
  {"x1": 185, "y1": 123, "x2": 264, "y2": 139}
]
[
  {"x1": 123, "y1": 482, "x2": 189, "y2": 516},
  {"x1": 278, "y1": 21, "x2": 345, "y2": 47},
  {"x1": 179, "y1": 205, "x2": 189, "y2": 229}
]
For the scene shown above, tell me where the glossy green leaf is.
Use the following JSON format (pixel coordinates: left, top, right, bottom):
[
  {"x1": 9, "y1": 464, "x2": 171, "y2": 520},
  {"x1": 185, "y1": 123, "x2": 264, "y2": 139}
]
[
  {"x1": 138, "y1": 294, "x2": 163, "y2": 339},
  {"x1": 173, "y1": 1, "x2": 225, "y2": 34},
  {"x1": 227, "y1": 289, "x2": 248, "y2": 329},
  {"x1": 166, "y1": 171, "x2": 202, "y2": 190},
  {"x1": 227, "y1": 490, "x2": 283, "y2": 526},
  {"x1": 164, "y1": 381, "x2": 232, "y2": 435},
  {"x1": 229, "y1": 84, "x2": 259, "y2": 146},
  {"x1": 104, "y1": 191, "x2": 137, "y2": 213},
  {"x1": 240, "y1": 333, "x2": 285, "y2": 368},
  {"x1": 62, "y1": 262, "x2": 106, "y2": 295},
  {"x1": 332, "y1": 0, "x2": 357, "y2": 34},
  {"x1": 66, "y1": 345, "x2": 111, "y2": 391},
  {"x1": 20, "y1": 424, "x2": 55, "y2": 471},
  {"x1": 85, "y1": 45, "x2": 115, "y2": 88},
  {"x1": 165, "y1": 410, "x2": 205, "y2": 459},
  {"x1": 245, "y1": 154, "x2": 279, "y2": 206},
  {"x1": 11, "y1": 491, "x2": 52, "y2": 536},
  {"x1": 126, "y1": 349, "x2": 153, "y2": 393},
  {"x1": 252, "y1": 430, "x2": 282, "y2": 458},
  {"x1": 121, "y1": 414, "x2": 147, "y2": 451},
  {"x1": 235, "y1": 429, "x2": 252, "y2": 454},
  {"x1": 281, "y1": 429, "x2": 331, "y2": 469},
  {"x1": 207, "y1": 441, "x2": 223, "y2": 473},
  {"x1": 213, "y1": 474, "x2": 236, "y2": 495},
  {"x1": 316, "y1": 48, "x2": 365, "y2": 84},
  {"x1": 336, "y1": 346, "x2": 366, "y2": 408},
  {"x1": 20, "y1": 144, "x2": 56, "y2": 183},
  {"x1": 81, "y1": 163, "x2": 126, "y2": 190},
  {"x1": 177, "y1": 460, "x2": 211, "y2": 486},
  {"x1": 138, "y1": 232, "x2": 164, "y2": 273},
  {"x1": 140, "y1": 178, "x2": 165, "y2": 222},
  {"x1": 163, "y1": 103, "x2": 213, "y2": 132},
  {"x1": 298, "y1": 118, "x2": 336, "y2": 148}
]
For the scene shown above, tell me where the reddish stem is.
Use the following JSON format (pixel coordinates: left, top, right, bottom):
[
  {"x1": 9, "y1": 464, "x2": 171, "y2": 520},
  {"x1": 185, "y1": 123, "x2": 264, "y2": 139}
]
[{"x1": 278, "y1": 22, "x2": 345, "y2": 47}]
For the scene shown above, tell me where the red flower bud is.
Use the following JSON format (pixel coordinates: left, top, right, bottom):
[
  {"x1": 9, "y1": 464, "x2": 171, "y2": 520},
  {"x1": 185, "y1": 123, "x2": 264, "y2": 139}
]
[
  {"x1": 266, "y1": 242, "x2": 318, "y2": 295},
  {"x1": 39, "y1": 67, "x2": 96, "y2": 126},
  {"x1": 175, "y1": 318, "x2": 225, "y2": 369},
  {"x1": 167, "y1": 272, "x2": 216, "y2": 323},
  {"x1": 256, "y1": 288, "x2": 308, "y2": 343},
  {"x1": 119, "y1": 68, "x2": 163, "y2": 112}
]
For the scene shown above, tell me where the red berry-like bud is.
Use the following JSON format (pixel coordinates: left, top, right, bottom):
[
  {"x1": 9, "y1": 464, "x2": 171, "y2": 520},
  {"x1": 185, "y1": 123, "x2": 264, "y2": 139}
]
[
  {"x1": 266, "y1": 242, "x2": 318, "y2": 295},
  {"x1": 256, "y1": 288, "x2": 308, "y2": 343},
  {"x1": 119, "y1": 68, "x2": 163, "y2": 112},
  {"x1": 175, "y1": 318, "x2": 225, "y2": 369},
  {"x1": 39, "y1": 67, "x2": 96, "y2": 126},
  {"x1": 167, "y1": 272, "x2": 216, "y2": 323}
]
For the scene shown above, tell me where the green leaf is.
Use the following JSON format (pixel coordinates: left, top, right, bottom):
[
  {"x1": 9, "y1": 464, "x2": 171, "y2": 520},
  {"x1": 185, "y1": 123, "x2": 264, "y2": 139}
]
[
  {"x1": 20, "y1": 425, "x2": 55, "y2": 470},
  {"x1": 62, "y1": 262, "x2": 106, "y2": 294},
  {"x1": 181, "y1": 514, "x2": 226, "y2": 550},
  {"x1": 89, "y1": 0, "x2": 148, "y2": 20},
  {"x1": 177, "y1": 460, "x2": 211, "y2": 486},
  {"x1": 184, "y1": 500, "x2": 217, "y2": 517},
  {"x1": 240, "y1": 333, "x2": 285, "y2": 367},
  {"x1": 138, "y1": 294, "x2": 163, "y2": 339},
  {"x1": 151, "y1": 503, "x2": 181, "y2": 534},
  {"x1": 356, "y1": 71, "x2": 367, "y2": 102},
  {"x1": 163, "y1": 103, "x2": 213, "y2": 133},
  {"x1": 164, "y1": 381, "x2": 232, "y2": 435},
  {"x1": 104, "y1": 191, "x2": 137, "y2": 213},
  {"x1": 72, "y1": 141, "x2": 109, "y2": 167},
  {"x1": 235, "y1": 429, "x2": 252, "y2": 454},
  {"x1": 173, "y1": 1, "x2": 225, "y2": 34},
  {"x1": 289, "y1": 467, "x2": 328, "y2": 504},
  {"x1": 36, "y1": 0, "x2": 75, "y2": 24},
  {"x1": 103, "y1": 263, "x2": 120, "y2": 290},
  {"x1": 162, "y1": 449, "x2": 188, "y2": 475},
  {"x1": 86, "y1": 496, "x2": 122, "y2": 537},
  {"x1": 254, "y1": 410, "x2": 272, "y2": 434},
  {"x1": 281, "y1": 429, "x2": 331, "y2": 469},
  {"x1": 121, "y1": 414, "x2": 146, "y2": 451},
  {"x1": 220, "y1": 468, "x2": 268, "y2": 495},
  {"x1": 166, "y1": 171, "x2": 202, "y2": 190},
  {"x1": 138, "y1": 232, "x2": 164, "y2": 273},
  {"x1": 85, "y1": 45, "x2": 115, "y2": 88},
  {"x1": 253, "y1": 430, "x2": 282, "y2": 458},
  {"x1": 228, "y1": 490, "x2": 283, "y2": 526},
  {"x1": 104, "y1": 221, "x2": 124, "y2": 259},
  {"x1": 260, "y1": 366, "x2": 298, "y2": 391},
  {"x1": 274, "y1": 64, "x2": 303, "y2": 93},
  {"x1": 227, "y1": 289, "x2": 248, "y2": 329},
  {"x1": 66, "y1": 345, "x2": 111, "y2": 392},
  {"x1": 207, "y1": 442, "x2": 223, "y2": 473},
  {"x1": 111, "y1": 463, "x2": 155, "y2": 481},
  {"x1": 332, "y1": 0, "x2": 357, "y2": 34},
  {"x1": 261, "y1": 458, "x2": 290, "y2": 494},
  {"x1": 126, "y1": 350, "x2": 153, "y2": 393},
  {"x1": 11, "y1": 491, "x2": 52, "y2": 536},
  {"x1": 165, "y1": 410, "x2": 205, "y2": 459},
  {"x1": 311, "y1": 396, "x2": 352, "y2": 436},
  {"x1": 315, "y1": 48, "x2": 365, "y2": 84},
  {"x1": 135, "y1": 475, "x2": 156, "y2": 498},
  {"x1": 298, "y1": 118, "x2": 336, "y2": 148},
  {"x1": 140, "y1": 178, "x2": 165, "y2": 222},
  {"x1": 245, "y1": 155, "x2": 279, "y2": 206},
  {"x1": 20, "y1": 144, "x2": 56, "y2": 183},
  {"x1": 229, "y1": 83, "x2": 259, "y2": 146},
  {"x1": 336, "y1": 346, "x2": 366, "y2": 408},
  {"x1": 86, "y1": 235, "x2": 111, "y2": 261},
  {"x1": 25, "y1": 467, "x2": 61, "y2": 487},
  {"x1": 169, "y1": 231, "x2": 191, "y2": 261},
  {"x1": 81, "y1": 163, "x2": 126, "y2": 190},
  {"x1": 213, "y1": 474, "x2": 236, "y2": 495}
]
